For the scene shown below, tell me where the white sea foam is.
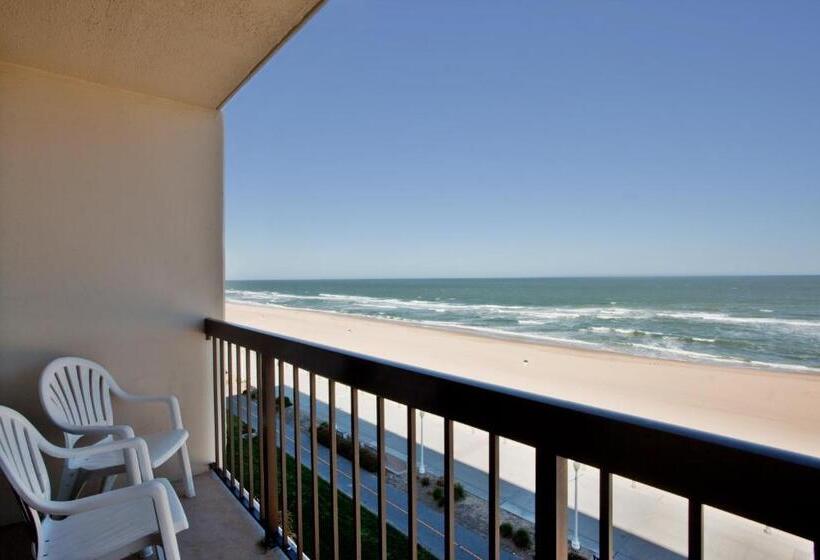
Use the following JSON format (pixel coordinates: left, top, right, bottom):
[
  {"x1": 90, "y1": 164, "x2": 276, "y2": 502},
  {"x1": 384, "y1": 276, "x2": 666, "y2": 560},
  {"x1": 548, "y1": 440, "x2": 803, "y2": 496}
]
[
  {"x1": 656, "y1": 311, "x2": 820, "y2": 330},
  {"x1": 414, "y1": 320, "x2": 602, "y2": 348},
  {"x1": 630, "y1": 343, "x2": 746, "y2": 363},
  {"x1": 228, "y1": 289, "x2": 651, "y2": 322},
  {"x1": 226, "y1": 288, "x2": 820, "y2": 373},
  {"x1": 227, "y1": 290, "x2": 820, "y2": 334},
  {"x1": 627, "y1": 343, "x2": 820, "y2": 372}
]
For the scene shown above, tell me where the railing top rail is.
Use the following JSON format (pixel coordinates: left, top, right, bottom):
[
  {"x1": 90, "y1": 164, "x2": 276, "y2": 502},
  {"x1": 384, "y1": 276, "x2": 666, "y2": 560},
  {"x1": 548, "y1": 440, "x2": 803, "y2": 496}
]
[{"x1": 204, "y1": 317, "x2": 820, "y2": 541}]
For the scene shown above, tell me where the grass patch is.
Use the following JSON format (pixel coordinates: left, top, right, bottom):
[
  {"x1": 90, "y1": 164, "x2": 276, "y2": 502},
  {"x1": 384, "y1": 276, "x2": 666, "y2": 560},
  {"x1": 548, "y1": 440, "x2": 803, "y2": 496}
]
[{"x1": 225, "y1": 417, "x2": 437, "y2": 560}]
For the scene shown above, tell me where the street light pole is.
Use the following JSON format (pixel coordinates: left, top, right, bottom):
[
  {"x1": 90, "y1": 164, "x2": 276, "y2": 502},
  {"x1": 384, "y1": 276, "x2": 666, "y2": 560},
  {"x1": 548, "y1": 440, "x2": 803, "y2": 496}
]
[
  {"x1": 418, "y1": 410, "x2": 426, "y2": 474},
  {"x1": 572, "y1": 461, "x2": 581, "y2": 551}
]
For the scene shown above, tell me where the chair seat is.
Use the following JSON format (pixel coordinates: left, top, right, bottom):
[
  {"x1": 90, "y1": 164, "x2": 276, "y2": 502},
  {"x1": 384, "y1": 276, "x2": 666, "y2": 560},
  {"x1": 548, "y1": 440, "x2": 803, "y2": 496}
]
[
  {"x1": 41, "y1": 478, "x2": 188, "y2": 560},
  {"x1": 69, "y1": 429, "x2": 189, "y2": 471}
]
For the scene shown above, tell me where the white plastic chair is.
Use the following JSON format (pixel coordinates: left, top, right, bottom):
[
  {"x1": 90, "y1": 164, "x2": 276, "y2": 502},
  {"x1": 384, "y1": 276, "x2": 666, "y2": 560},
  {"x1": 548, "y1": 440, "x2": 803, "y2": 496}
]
[
  {"x1": 0, "y1": 405, "x2": 188, "y2": 560},
  {"x1": 39, "y1": 357, "x2": 195, "y2": 500}
]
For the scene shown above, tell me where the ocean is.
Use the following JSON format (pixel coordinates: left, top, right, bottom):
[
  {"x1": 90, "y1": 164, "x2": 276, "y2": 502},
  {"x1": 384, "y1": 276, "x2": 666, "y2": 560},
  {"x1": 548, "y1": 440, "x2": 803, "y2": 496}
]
[{"x1": 226, "y1": 276, "x2": 820, "y2": 373}]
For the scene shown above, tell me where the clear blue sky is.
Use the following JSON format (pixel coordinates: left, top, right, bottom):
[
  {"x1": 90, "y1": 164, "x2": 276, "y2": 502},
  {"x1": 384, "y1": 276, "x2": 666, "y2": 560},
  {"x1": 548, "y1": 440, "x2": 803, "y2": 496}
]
[{"x1": 224, "y1": 1, "x2": 820, "y2": 280}]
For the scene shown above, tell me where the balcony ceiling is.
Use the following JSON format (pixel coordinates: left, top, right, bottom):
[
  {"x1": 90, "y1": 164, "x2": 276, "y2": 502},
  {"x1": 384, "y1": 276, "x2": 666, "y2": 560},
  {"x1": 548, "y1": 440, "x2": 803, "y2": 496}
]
[{"x1": 0, "y1": 0, "x2": 323, "y2": 108}]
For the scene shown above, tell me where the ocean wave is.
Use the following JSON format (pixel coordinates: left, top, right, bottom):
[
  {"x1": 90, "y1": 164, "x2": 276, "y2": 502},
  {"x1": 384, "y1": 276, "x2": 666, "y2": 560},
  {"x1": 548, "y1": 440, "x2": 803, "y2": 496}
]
[
  {"x1": 587, "y1": 326, "x2": 649, "y2": 336},
  {"x1": 226, "y1": 288, "x2": 820, "y2": 372},
  {"x1": 411, "y1": 320, "x2": 603, "y2": 347},
  {"x1": 228, "y1": 289, "x2": 649, "y2": 321},
  {"x1": 655, "y1": 311, "x2": 820, "y2": 329},
  {"x1": 630, "y1": 343, "x2": 741, "y2": 361},
  {"x1": 628, "y1": 343, "x2": 820, "y2": 372},
  {"x1": 228, "y1": 289, "x2": 820, "y2": 333}
]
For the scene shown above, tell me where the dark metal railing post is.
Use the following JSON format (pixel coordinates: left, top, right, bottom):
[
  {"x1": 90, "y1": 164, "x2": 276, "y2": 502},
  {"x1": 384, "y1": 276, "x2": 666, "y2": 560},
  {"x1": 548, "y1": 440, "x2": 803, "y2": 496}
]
[
  {"x1": 246, "y1": 348, "x2": 254, "y2": 509},
  {"x1": 599, "y1": 468, "x2": 613, "y2": 560},
  {"x1": 278, "y1": 359, "x2": 289, "y2": 547},
  {"x1": 406, "y1": 407, "x2": 418, "y2": 560},
  {"x1": 218, "y1": 339, "x2": 226, "y2": 475},
  {"x1": 310, "y1": 372, "x2": 320, "y2": 559},
  {"x1": 261, "y1": 355, "x2": 280, "y2": 546},
  {"x1": 488, "y1": 434, "x2": 500, "y2": 560},
  {"x1": 293, "y1": 366, "x2": 304, "y2": 557},
  {"x1": 328, "y1": 380, "x2": 340, "y2": 560},
  {"x1": 351, "y1": 388, "x2": 362, "y2": 560},
  {"x1": 227, "y1": 343, "x2": 235, "y2": 489},
  {"x1": 211, "y1": 337, "x2": 221, "y2": 470},
  {"x1": 535, "y1": 448, "x2": 568, "y2": 560},
  {"x1": 689, "y1": 500, "x2": 703, "y2": 560},
  {"x1": 443, "y1": 419, "x2": 455, "y2": 560},
  {"x1": 257, "y1": 353, "x2": 265, "y2": 519},
  {"x1": 376, "y1": 396, "x2": 387, "y2": 560},
  {"x1": 238, "y1": 346, "x2": 245, "y2": 499}
]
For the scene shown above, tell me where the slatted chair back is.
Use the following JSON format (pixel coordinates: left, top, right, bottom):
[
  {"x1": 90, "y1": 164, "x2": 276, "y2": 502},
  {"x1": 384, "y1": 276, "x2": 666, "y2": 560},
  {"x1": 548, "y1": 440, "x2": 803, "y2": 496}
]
[
  {"x1": 0, "y1": 406, "x2": 48, "y2": 547},
  {"x1": 39, "y1": 357, "x2": 116, "y2": 448}
]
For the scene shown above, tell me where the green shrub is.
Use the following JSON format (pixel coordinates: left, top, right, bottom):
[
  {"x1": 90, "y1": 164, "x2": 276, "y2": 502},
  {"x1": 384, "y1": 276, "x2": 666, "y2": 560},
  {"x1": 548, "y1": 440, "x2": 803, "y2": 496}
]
[
  {"x1": 499, "y1": 522, "x2": 514, "y2": 538},
  {"x1": 317, "y1": 422, "x2": 332, "y2": 446},
  {"x1": 315, "y1": 422, "x2": 378, "y2": 473},
  {"x1": 243, "y1": 387, "x2": 291, "y2": 407},
  {"x1": 337, "y1": 434, "x2": 354, "y2": 459},
  {"x1": 428, "y1": 482, "x2": 466, "y2": 505},
  {"x1": 454, "y1": 482, "x2": 465, "y2": 502},
  {"x1": 359, "y1": 446, "x2": 379, "y2": 472},
  {"x1": 512, "y1": 528, "x2": 531, "y2": 550},
  {"x1": 275, "y1": 392, "x2": 293, "y2": 408}
]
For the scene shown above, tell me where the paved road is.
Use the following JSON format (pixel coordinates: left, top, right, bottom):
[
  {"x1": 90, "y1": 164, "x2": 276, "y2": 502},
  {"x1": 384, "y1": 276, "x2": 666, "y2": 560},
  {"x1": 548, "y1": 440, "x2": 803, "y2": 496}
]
[
  {"x1": 231, "y1": 394, "x2": 511, "y2": 559},
  {"x1": 229, "y1": 393, "x2": 682, "y2": 560}
]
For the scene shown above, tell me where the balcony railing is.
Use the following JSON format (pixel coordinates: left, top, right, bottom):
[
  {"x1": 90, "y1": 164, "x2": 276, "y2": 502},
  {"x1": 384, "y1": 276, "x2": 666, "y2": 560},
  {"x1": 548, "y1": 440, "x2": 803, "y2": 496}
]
[{"x1": 204, "y1": 318, "x2": 820, "y2": 560}]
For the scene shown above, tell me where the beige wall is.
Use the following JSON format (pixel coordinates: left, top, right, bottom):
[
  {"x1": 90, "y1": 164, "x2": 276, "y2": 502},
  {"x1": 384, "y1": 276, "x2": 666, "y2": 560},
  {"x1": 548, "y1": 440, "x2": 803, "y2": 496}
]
[{"x1": 0, "y1": 62, "x2": 224, "y2": 524}]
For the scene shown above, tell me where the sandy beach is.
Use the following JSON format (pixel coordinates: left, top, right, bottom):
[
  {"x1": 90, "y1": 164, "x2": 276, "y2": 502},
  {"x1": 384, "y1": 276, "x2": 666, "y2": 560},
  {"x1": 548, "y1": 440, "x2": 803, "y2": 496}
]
[
  {"x1": 227, "y1": 302, "x2": 820, "y2": 457},
  {"x1": 226, "y1": 302, "x2": 819, "y2": 557}
]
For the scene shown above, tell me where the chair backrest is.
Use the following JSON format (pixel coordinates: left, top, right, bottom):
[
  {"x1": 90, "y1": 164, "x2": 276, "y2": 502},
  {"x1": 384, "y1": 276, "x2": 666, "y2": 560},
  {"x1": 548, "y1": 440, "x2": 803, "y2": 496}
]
[
  {"x1": 39, "y1": 357, "x2": 116, "y2": 448},
  {"x1": 0, "y1": 405, "x2": 49, "y2": 547}
]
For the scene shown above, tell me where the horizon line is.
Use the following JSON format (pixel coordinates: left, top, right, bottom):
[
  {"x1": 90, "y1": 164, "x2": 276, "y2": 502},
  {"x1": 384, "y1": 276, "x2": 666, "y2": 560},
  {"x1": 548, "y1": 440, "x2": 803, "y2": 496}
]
[{"x1": 225, "y1": 273, "x2": 820, "y2": 282}]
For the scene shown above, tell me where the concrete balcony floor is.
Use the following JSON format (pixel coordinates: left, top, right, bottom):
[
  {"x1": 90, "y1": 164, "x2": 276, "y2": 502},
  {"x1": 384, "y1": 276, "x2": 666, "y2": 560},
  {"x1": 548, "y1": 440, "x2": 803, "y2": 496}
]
[{"x1": 175, "y1": 472, "x2": 286, "y2": 559}]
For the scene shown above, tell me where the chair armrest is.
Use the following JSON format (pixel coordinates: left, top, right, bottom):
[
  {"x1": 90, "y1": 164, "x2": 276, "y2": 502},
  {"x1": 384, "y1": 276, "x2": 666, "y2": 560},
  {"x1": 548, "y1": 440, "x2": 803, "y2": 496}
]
[
  {"x1": 40, "y1": 436, "x2": 154, "y2": 484},
  {"x1": 114, "y1": 390, "x2": 184, "y2": 431},
  {"x1": 33, "y1": 479, "x2": 171, "y2": 517},
  {"x1": 62, "y1": 423, "x2": 136, "y2": 440}
]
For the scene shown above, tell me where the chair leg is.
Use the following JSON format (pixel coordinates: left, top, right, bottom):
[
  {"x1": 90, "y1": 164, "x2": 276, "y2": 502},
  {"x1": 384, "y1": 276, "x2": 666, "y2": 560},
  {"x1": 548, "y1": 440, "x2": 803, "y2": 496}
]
[
  {"x1": 57, "y1": 467, "x2": 88, "y2": 501},
  {"x1": 179, "y1": 443, "x2": 195, "y2": 498},
  {"x1": 56, "y1": 465, "x2": 78, "y2": 501},
  {"x1": 157, "y1": 517, "x2": 180, "y2": 560},
  {"x1": 101, "y1": 474, "x2": 118, "y2": 493}
]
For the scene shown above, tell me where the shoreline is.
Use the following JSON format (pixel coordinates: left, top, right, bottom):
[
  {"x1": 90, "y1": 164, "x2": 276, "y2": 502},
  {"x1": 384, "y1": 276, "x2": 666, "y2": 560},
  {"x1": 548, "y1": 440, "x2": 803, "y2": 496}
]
[
  {"x1": 225, "y1": 301, "x2": 820, "y2": 458},
  {"x1": 226, "y1": 299, "x2": 819, "y2": 376}
]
